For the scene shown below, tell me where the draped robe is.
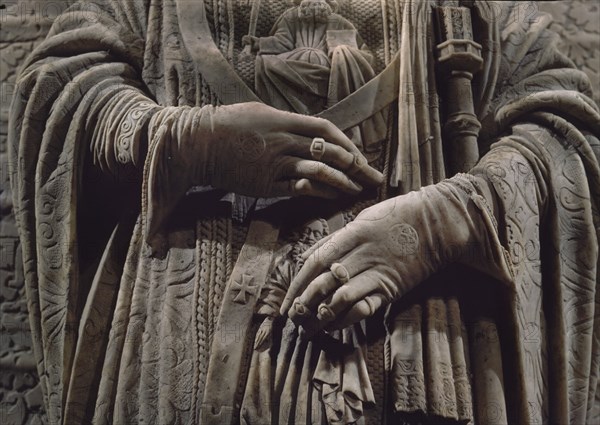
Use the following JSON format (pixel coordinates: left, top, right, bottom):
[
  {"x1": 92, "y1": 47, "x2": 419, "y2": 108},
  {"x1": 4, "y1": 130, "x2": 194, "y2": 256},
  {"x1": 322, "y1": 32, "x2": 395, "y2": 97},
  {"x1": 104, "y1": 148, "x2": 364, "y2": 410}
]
[{"x1": 8, "y1": 0, "x2": 600, "y2": 424}]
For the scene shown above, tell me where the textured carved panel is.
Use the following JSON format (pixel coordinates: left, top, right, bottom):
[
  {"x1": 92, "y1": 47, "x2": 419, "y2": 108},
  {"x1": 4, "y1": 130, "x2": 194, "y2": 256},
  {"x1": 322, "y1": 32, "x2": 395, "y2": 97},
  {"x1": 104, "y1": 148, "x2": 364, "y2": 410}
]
[
  {"x1": 1, "y1": 2, "x2": 68, "y2": 423},
  {"x1": 539, "y1": 0, "x2": 600, "y2": 104}
]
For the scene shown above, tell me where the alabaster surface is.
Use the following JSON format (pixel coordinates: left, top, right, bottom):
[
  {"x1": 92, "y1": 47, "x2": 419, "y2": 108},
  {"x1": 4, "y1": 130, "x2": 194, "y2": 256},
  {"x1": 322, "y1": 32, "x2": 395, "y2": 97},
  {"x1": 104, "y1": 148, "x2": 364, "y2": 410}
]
[{"x1": 1, "y1": 1, "x2": 599, "y2": 424}]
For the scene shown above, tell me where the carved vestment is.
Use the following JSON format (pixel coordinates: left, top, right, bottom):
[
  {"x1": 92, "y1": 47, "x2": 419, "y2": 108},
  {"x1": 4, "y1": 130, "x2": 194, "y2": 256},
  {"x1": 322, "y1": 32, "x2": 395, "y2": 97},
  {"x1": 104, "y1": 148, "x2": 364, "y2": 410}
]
[{"x1": 8, "y1": 1, "x2": 600, "y2": 424}]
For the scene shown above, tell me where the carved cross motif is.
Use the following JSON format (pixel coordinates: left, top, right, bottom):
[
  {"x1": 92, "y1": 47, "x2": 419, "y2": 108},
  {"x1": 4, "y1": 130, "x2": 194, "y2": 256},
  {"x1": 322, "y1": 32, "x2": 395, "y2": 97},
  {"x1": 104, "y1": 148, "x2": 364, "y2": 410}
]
[{"x1": 231, "y1": 274, "x2": 257, "y2": 305}]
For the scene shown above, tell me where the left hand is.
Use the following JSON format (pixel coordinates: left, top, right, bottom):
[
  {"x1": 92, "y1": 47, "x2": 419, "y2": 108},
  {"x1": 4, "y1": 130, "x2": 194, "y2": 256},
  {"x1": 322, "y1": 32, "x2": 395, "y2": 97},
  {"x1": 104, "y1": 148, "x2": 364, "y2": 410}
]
[
  {"x1": 280, "y1": 181, "x2": 482, "y2": 333},
  {"x1": 242, "y1": 35, "x2": 260, "y2": 52},
  {"x1": 279, "y1": 193, "x2": 429, "y2": 332}
]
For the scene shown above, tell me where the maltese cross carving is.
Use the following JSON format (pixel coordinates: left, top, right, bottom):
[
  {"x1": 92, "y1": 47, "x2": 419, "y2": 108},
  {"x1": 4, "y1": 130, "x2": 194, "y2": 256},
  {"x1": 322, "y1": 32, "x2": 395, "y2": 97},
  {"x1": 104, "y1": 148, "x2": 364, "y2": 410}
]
[{"x1": 232, "y1": 274, "x2": 258, "y2": 305}]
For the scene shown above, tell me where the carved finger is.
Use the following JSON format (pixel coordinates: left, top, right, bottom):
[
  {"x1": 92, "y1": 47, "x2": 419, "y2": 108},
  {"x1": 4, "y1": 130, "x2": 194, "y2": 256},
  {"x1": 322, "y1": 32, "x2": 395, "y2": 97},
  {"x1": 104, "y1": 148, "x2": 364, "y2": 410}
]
[
  {"x1": 310, "y1": 138, "x2": 327, "y2": 161},
  {"x1": 346, "y1": 154, "x2": 383, "y2": 187},
  {"x1": 293, "y1": 262, "x2": 368, "y2": 324},
  {"x1": 281, "y1": 235, "x2": 351, "y2": 315},
  {"x1": 272, "y1": 179, "x2": 341, "y2": 199},
  {"x1": 284, "y1": 178, "x2": 343, "y2": 199},
  {"x1": 289, "y1": 135, "x2": 382, "y2": 187},
  {"x1": 306, "y1": 138, "x2": 382, "y2": 187},
  {"x1": 309, "y1": 137, "x2": 352, "y2": 166},
  {"x1": 270, "y1": 179, "x2": 297, "y2": 197},
  {"x1": 326, "y1": 293, "x2": 387, "y2": 330},
  {"x1": 316, "y1": 272, "x2": 382, "y2": 323},
  {"x1": 295, "y1": 179, "x2": 342, "y2": 199},
  {"x1": 286, "y1": 115, "x2": 358, "y2": 155},
  {"x1": 300, "y1": 232, "x2": 335, "y2": 261},
  {"x1": 281, "y1": 256, "x2": 327, "y2": 315},
  {"x1": 289, "y1": 272, "x2": 339, "y2": 321},
  {"x1": 285, "y1": 159, "x2": 362, "y2": 194},
  {"x1": 309, "y1": 132, "x2": 382, "y2": 187},
  {"x1": 287, "y1": 116, "x2": 382, "y2": 183}
]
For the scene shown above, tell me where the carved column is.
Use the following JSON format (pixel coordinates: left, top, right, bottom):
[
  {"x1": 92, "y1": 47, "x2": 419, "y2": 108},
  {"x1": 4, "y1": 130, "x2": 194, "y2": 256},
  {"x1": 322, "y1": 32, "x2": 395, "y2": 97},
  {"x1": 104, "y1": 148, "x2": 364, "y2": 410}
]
[{"x1": 435, "y1": 6, "x2": 483, "y2": 175}]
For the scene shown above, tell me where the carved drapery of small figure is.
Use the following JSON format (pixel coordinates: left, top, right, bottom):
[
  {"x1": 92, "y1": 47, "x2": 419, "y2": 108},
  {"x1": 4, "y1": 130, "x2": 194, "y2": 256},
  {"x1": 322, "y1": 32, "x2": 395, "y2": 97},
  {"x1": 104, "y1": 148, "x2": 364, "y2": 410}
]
[{"x1": 249, "y1": 0, "x2": 388, "y2": 153}]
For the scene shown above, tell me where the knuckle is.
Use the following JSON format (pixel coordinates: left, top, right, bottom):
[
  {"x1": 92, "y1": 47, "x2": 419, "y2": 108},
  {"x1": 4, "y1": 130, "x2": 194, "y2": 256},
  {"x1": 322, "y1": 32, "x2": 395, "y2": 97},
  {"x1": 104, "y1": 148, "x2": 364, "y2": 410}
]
[
  {"x1": 308, "y1": 255, "x2": 325, "y2": 271},
  {"x1": 336, "y1": 288, "x2": 355, "y2": 305},
  {"x1": 316, "y1": 242, "x2": 338, "y2": 265},
  {"x1": 315, "y1": 164, "x2": 331, "y2": 180},
  {"x1": 318, "y1": 118, "x2": 336, "y2": 134},
  {"x1": 314, "y1": 283, "x2": 330, "y2": 298}
]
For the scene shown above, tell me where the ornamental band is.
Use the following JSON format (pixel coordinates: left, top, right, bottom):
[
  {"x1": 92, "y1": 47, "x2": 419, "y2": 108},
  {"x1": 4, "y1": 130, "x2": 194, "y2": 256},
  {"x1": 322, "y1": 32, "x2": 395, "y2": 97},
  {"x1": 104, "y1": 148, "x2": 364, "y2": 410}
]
[{"x1": 8, "y1": 0, "x2": 600, "y2": 424}]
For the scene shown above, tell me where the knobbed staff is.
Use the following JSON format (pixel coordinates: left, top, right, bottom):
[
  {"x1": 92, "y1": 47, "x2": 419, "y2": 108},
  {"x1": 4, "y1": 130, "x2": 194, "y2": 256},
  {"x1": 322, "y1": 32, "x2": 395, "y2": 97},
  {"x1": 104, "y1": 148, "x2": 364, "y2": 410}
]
[
  {"x1": 434, "y1": 5, "x2": 483, "y2": 175},
  {"x1": 240, "y1": 0, "x2": 262, "y2": 60}
]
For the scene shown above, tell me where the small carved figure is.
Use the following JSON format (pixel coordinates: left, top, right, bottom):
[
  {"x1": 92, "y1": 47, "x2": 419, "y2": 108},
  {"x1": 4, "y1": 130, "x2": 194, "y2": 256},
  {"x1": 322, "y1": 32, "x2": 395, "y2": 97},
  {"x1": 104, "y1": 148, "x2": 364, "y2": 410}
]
[
  {"x1": 254, "y1": 219, "x2": 328, "y2": 351},
  {"x1": 243, "y1": 0, "x2": 387, "y2": 150}
]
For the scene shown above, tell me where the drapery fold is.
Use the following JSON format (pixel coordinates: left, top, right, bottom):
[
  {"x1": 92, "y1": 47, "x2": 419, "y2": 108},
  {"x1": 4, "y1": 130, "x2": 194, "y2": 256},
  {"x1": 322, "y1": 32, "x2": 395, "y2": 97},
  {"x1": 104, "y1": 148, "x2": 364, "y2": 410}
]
[
  {"x1": 389, "y1": 0, "x2": 444, "y2": 191},
  {"x1": 8, "y1": 3, "x2": 154, "y2": 422}
]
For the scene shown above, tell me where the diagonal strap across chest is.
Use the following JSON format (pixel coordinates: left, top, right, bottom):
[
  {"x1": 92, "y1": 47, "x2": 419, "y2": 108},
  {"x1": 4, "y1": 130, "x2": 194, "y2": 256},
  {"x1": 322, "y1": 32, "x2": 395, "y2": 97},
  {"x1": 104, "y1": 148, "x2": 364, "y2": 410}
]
[{"x1": 175, "y1": 0, "x2": 400, "y2": 130}]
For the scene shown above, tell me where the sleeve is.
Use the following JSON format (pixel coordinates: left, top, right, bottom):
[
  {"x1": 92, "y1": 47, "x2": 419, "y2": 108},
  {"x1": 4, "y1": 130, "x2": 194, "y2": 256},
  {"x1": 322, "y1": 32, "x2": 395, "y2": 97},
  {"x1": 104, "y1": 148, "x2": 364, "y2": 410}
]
[
  {"x1": 6, "y1": 2, "x2": 161, "y2": 422},
  {"x1": 464, "y1": 116, "x2": 600, "y2": 423},
  {"x1": 10, "y1": 0, "x2": 158, "y2": 192},
  {"x1": 258, "y1": 13, "x2": 296, "y2": 55},
  {"x1": 463, "y1": 2, "x2": 600, "y2": 420}
]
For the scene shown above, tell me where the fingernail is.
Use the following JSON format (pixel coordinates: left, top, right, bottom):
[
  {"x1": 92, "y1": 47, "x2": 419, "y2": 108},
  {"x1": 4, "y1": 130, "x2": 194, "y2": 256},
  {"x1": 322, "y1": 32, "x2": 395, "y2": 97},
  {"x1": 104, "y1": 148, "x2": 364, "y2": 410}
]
[
  {"x1": 292, "y1": 299, "x2": 308, "y2": 316},
  {"x1": 317, "y1": 304, "x2": 335, "y2": 322}
]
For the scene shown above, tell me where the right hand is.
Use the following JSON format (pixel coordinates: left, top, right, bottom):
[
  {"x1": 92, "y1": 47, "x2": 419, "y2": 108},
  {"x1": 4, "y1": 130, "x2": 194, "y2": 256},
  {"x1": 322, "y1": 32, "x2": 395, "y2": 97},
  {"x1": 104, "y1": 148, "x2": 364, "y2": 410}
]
[
  {"x1": 242, "y1": 35, "x2": 260, "y2": 52},
  {"x1": 198, "y1": 102, "x2": 383, "y2": 199}
]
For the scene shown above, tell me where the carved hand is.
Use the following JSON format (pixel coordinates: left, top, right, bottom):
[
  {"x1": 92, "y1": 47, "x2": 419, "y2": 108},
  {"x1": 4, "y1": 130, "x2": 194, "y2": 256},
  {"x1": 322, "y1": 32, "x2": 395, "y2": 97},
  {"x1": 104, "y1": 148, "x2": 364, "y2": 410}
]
[
  {"x1": 280, "y1": 175, "x2": 510, "y2": 332},
  {"x1": 197, "y1": 102, "x2": 383, "y2": 198},
  {"x1": 242, "y1": 35, "x2": 260, "y2": 52}
]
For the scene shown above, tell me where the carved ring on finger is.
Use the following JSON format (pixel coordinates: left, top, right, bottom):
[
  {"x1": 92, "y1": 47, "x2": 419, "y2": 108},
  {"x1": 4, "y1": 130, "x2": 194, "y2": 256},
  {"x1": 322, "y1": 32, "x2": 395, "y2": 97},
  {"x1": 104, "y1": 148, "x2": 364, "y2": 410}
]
[
  {"x1": 310, "y1": 137, "x2": 325, "y2": 161},
  {"x1": 363, "y1": 296, "x2": 377, "y2": 317}
]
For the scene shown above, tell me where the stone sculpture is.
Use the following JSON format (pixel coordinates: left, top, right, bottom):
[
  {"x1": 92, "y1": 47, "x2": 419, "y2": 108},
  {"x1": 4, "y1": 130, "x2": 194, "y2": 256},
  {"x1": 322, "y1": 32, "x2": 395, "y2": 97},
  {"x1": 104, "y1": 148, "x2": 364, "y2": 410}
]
[
  {"x1": 7, "y1": 0, "x2": 600, "y2": 424},
  {"x1": 245, "y1": 0, "x2": 387, "y2": 149}
]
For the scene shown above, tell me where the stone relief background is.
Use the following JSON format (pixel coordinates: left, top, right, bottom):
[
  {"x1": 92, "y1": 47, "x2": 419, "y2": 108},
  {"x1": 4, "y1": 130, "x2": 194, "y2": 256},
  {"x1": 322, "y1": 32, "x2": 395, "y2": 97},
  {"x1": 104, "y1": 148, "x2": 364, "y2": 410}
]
[{"x1": 0, "y1": 1, "x2": 597, "y2": 423}]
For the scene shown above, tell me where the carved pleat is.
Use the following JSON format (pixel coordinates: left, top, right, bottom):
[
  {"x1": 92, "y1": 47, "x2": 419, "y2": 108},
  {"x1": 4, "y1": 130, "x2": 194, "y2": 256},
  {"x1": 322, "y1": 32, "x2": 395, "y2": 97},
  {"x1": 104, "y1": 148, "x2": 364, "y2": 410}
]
[
  {"x1": 471, "y1": 318, "x2": 507, "y2": 424},
  {"x1": 447, "y1": 298, "x2": 473, "y2": 421},
  {"x1": 425, "y1": 299, "x2": 459, "y2": 419},
  {"x1": 93, "y1": 221, "x2": 146, "y2": 424},
  {"x1": 388, "y1": 304, "x2": 427, "y2": 414}
]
